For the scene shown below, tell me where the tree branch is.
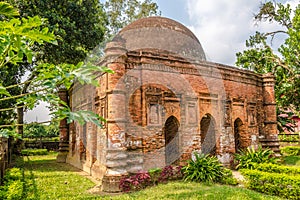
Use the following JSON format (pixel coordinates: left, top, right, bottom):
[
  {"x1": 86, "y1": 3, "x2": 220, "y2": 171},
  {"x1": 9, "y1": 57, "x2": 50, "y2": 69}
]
[{"x1": 0, "y1": 88, "x2": 46, "y2": 102}]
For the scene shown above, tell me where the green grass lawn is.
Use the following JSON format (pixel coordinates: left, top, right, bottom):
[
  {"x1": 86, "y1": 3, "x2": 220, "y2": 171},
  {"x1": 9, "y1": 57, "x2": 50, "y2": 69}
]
[
  {"x1": 100, "y1": 182, "x2": 282, "y2": 200},
  {"x1": 22, "y1": 153, "x2": 282, "y2": 200}
]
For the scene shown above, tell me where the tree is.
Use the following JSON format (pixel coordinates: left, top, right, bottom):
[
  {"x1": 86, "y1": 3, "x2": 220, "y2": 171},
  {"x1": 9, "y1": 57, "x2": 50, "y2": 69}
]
[
  {"x1": 84, "y1": 0, "x2": 161, "y2": 64},
  {"x1": 23, "y1": 122, "x2": 46, "y2": 139},
  {"x1": 0, "y1": 0, "x2": 160, "y2": 135},
  {"x1": 236, "y1": 2, "x2": 300, "y2": 115},
  {"x1": 23, "y1": 122, "x2": 59, "y2": 139},
  {"x1": 0, "y1": 2, "x2": 27, "y2": 126},
  {"x1": 7, "y1": 0, "x2": 107, "y2": 65},
  {"x1": 104, "y1": 0, "x2": 160, "y2": 36},
  {"x1": 1, "y1": 0, "x2": 107, "y2": 136},
  {"x1": 45, "y1": 121, "x2": 59, "y2": 138},
  {"x1": 0, "y1": 2, "x2": 109, "y2": 139}
]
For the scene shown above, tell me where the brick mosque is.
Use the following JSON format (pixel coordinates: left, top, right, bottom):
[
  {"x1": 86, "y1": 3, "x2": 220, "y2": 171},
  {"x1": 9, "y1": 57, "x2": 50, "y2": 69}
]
[{"x1": 57, "y1": 17, "x2": 279, "y2": 192}]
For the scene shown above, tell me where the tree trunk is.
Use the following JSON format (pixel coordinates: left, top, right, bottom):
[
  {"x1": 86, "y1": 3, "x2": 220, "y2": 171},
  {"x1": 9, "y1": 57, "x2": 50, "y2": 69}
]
[{"x1": 14, "y1": 105, "x2": 24, "y2": 154}]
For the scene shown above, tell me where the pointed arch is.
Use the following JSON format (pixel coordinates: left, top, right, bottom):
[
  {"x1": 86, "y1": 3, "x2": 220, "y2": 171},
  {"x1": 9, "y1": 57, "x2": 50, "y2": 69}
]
[
  {"x1": 200, "y1": 114, "x2": 216, "y2": 155},
  {"x1": 234, "y1": 118, "x2": 244, "y2": 153},
  {"x1": 164, "y1": 116, "x2": 180, "y2": 165}
]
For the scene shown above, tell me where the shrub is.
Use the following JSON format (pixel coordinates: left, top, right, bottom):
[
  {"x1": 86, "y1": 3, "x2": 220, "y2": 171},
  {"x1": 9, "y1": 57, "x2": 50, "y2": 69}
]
[
  {"x1": 280, "y1": 146, "x2": 300, "y2": 156},
  {"x1": 3, "y1": 168, "x2": 23, "y2": 181},
  {"x1": 159, "y1": 165, "x2": 183, "y2": 182},
  {"x1": 234, "y1": 146, "x2": 278, "y2": 169},
  {"x1": 0, "y1": 167, "x2": 38, "y2": 200},
  {"x1": 181, "y1": 152, "x2": 225, "y2": 183},
  {"x1": 283, "y1": 155, "x2": 300, "y2": 166},
  {"x1": 278, "y1": 133, "x2": 299, "y2": 142},
  {"x1": 0, "y1": 168, "x2": 24, "y2": 200},
  {"x1": 148, "y1": 168, "x2": 162, "y2": 185},
  {"x1": 219, "y1": 168, "x2": 238, "y2": 186},
  {"x1": 119, "y1": 172, "x2": 151, "y2": 192},
  {"x1": 241, "y1": 169, "x2": 300, "y2": 199},
  {"x1": 6, "y1": 180, "x2": 23, "y2": 200},
  {"x1": 21, "y1": 149, "x2": 48, "y2": 156},
  {"x1": 252, "y1": 163, "x2": 300, "y2": 175}
]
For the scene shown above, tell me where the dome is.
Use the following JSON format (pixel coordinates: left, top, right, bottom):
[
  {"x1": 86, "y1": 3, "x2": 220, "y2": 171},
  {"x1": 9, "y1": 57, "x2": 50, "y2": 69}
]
[{"x1": 112, "y1": 17, "x2": 206, "y2": 61}]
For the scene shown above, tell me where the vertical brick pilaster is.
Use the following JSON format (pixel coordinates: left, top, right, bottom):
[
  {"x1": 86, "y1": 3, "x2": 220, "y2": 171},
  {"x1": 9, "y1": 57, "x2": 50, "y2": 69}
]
[
  {"x1": 102, "y1": 41, "x2": 129, "y2": 192},
  {"x1": 260, "y1": 73, "x2": 279, "y2": 153},
  {"x1": 262, "y1": 73, "x2": 277, "y2": 137},
  {"x1": 57, "y1": 87, "x2": 69, "y2": 162}
]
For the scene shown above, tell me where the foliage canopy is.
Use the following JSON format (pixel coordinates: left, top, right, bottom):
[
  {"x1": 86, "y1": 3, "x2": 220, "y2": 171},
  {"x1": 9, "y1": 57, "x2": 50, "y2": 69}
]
[
  {"x1": 0, "y1": 2, "x2": 110, "y2": 138},
  {"x1": 104, "y1": 0, "x2": 160, "y2": 36},
  {"x1": 236, "y1": 2, "x2": 300, "y2": 114},
  {"x1": 7, "y1": 0, "x2": 107, "y2": 65}
]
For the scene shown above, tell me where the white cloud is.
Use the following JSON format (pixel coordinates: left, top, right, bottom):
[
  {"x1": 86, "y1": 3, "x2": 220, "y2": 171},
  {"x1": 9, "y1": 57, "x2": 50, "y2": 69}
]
[
  {"x1": 24, "y1": 101, "x2": 51, "y2": 123},
  {"x1": 186, "y1": 0, "x2": 296, "y2": 65}
]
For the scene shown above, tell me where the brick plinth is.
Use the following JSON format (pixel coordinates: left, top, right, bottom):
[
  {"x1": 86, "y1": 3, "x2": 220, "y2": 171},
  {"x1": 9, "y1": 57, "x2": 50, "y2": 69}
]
[{"x1": 101, "y1": 174, "x2": 128, "y2": 193}]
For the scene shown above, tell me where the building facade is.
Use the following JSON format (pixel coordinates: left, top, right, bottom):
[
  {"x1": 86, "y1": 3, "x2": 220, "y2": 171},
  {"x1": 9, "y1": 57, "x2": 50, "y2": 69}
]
[{"x1": 57, "y1": 17, "x2": 279, "y2": 192}]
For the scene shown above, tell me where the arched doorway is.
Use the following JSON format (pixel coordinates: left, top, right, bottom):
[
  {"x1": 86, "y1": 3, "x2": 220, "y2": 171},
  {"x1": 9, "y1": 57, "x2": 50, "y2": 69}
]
[
  {"x1": 200, "y1": 114, "x2": 216, "y2": 155},
  {"x1": 234, "y1": 118, "x2": 243, "y2": 153},
  {"x1": 164, "y1": 116, "x2": 180, "y2": 165}
]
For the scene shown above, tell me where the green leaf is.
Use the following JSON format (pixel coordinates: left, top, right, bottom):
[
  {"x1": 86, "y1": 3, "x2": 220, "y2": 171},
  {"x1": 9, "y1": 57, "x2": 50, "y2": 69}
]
[
  {"x1": 0, "y1": 84, "x2": 11, "y2": 97},
  {"x1": 0, "y1": 2, "x2": 19, "y2": 18}
]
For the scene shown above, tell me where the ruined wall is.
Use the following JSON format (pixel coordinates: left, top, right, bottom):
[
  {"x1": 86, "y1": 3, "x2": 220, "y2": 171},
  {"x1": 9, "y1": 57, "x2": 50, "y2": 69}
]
[
  {"x1": 63, "y1": 49, "x2": 276, "y2": 191},
  {"x1": 60, "y1": 16, "x2": 278, "y2": 193},
  {"x1": 113, "y1": 51, "x2": 266, "y2": 168},
  {"x1": 66, "y1": 79, "x2": 107, "y2": 179}
]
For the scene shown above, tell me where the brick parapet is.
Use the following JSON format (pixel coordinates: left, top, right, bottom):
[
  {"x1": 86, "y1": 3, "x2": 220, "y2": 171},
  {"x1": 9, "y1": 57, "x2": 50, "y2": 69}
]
[{"x1": 126, "y1": 50, "x2": 263, "y2": 86}]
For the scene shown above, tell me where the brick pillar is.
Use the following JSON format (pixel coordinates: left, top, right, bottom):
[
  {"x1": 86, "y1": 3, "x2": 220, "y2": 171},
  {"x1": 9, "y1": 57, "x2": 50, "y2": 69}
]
[
  {"x1": 101, "y1": 41, "x2": 129, "y2": 192},
  {"x1": 57, "y1": 88, "x2": 69, "y2": 162},
  {"x1": 260, "y1": 73, "x2": 280, "y2": 153}
]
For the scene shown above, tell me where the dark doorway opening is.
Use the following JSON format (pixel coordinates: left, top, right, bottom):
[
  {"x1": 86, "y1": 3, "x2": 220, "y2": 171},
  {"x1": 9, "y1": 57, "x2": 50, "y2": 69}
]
[
  {"x1": 200, "y1": 114, "x2": 216, "y2": 155},
  {"x1": 234, "y1": 118, "x2": 243, "y2": 153},
  {"x1": 164, "y1": 116, "x2": 180, "y2": 165}
]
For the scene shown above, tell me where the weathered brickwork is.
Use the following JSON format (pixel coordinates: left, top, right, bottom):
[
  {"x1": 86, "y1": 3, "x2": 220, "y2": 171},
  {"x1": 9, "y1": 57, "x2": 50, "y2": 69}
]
[{"x1": 58, "y1": 17, "x2": 279, "y2": 192}]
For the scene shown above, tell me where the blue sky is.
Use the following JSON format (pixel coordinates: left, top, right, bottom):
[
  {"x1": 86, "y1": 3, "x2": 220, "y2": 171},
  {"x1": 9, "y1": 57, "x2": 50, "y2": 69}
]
[
  {"x1": 153, "y1": 0, "x2": 191, "y2": 26},
  {"x1": 154, "y1": 0, "x2": 298, "y2": 65}
]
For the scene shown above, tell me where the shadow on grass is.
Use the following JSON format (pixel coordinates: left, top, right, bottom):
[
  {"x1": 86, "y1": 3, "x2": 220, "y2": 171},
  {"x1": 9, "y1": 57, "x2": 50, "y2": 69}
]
[
  {"x1": 24, "y1": 156, "x2": 82, "y2": 173},
  {"x1": 11, "y1": 156, "x2": 41, "y2": 199}
]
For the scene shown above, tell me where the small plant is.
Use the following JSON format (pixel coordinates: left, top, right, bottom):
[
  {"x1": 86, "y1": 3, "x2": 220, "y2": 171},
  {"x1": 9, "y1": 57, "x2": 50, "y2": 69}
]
[
  {"x1": 234, "y1": 146, "x2": 278, "y2": 169},
  {"x1": 148, "y1": 168, "x2": 162, "y2": 185},
  {"x1": 219, "y1": 168, "x2": 238, "y2": 186},
  {"x1": 119, "y1": 166, "x2": 184, "y2": 192},
  {"x1": 119, "y1": 171, "x2": 151, "y2": 192},
  {"x1": 280, "y1": 146, "x2": 300, "y2": 156},
  {"x1": 181, "y1": 152, "x2": 224, "y2": 183},
  {"x1": 159, "y1": 165, "x2": 183, "y2": 182}
]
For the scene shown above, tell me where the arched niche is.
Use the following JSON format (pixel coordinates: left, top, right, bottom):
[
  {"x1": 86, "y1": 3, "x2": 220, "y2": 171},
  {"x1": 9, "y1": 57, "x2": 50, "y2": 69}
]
[
  {"x1": 234, "y1": 118, "x2": 245, "y2": 153},
  {"x1": 164, "y1": 116, "x2": 180, "y2": 165},
  {"x1": 200, "y1": 114, "x2": 216, "y2": 155}
]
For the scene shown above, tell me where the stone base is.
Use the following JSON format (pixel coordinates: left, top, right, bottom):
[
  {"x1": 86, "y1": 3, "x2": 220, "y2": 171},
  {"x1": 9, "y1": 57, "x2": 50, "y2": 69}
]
[
  {"x1": 259, "y1": 138, "x2": 280, "y2": 156},
  {"x1": 56, "y1": 152, "x2": 68, "y2": 163},
  {"x1": 101, "y1": 174, "x2": 127, "y2": 193}
]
